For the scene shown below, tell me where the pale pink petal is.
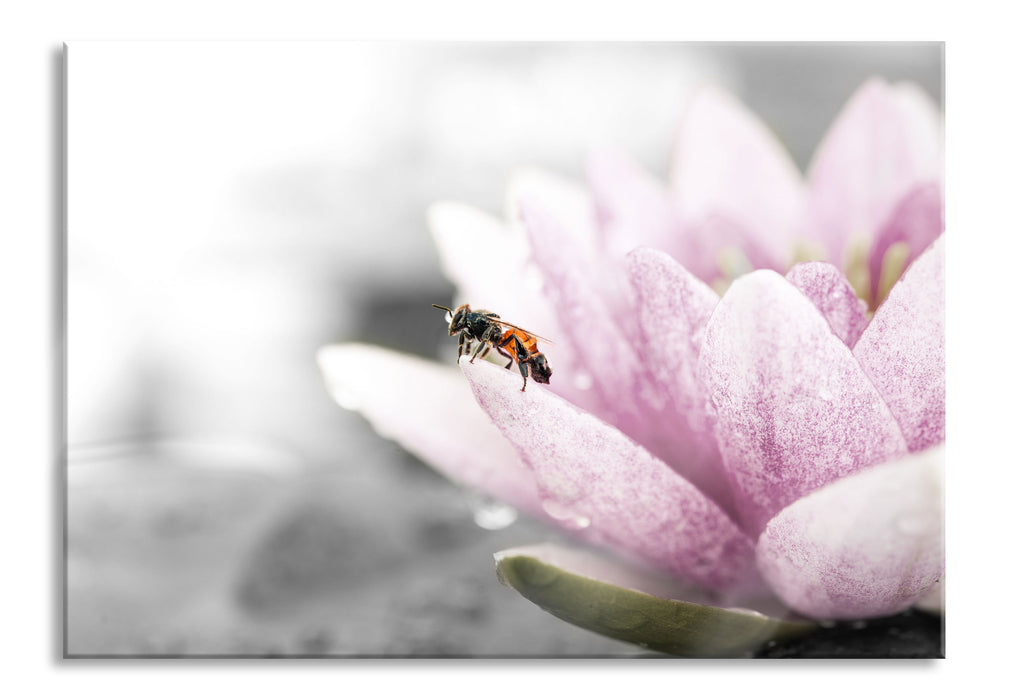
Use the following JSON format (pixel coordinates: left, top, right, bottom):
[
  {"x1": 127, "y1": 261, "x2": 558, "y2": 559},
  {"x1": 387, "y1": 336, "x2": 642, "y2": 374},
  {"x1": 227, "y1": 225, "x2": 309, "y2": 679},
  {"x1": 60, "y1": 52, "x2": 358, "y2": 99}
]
[
  {"x1": 806, "y1": 79, "x2": 943, "y2": 264},
  {"x1": 891, "y1": 81, "x2": 945, "y2": 187},
  {"x1": 585, "y1": 148, "x2": 683, "y2": 260},
  {"x1": 317, "y1": 343, "x2": 544, "y2": 516},
  {"x1": 697, "y1": 270, "x2": 908, "y2": 536},
  {"x1": 867, "y1": 182, "x2": 944, "y2": 307},
  {"x1": 624, "y1": 247, "x2": 734, "y2": 513},
  {"x1": 670, "y1": 86, "x2": 805, "y2": 272},
  {"x1": 519, "y1": 195, "x2": 644, "y2": 427},
  {"x1": 854, "y1": 235, "x2": 945, "y2": 452},
  {"x1": 785, "y1": 261, "x2": 869, "y2": 348},
  {"x1": 505, "y1": 167, "x2": 598, "y2": 261},
  {"x1": 756, "y1": 445, "x2": 944, "y2": 619},
  {"x1": 460, "y1": 357, "x2": 759, "y2": 593},
  {"x1": 427, "y1": 201, "x2": 540, "y2": 325}
]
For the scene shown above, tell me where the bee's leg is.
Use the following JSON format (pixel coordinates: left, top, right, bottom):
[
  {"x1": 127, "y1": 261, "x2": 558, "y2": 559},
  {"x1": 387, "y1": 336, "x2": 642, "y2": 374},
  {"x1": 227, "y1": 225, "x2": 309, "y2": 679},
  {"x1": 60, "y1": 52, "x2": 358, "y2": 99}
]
[
  {"x1": 456, "y1": 334, "x2": 466, "y2": 363},
  {"x1": 494, "y1": 346, "x2": 514, "y2": 369},
  {"x1": 478, "y1": 344, "x2": 493, "y2": 360},
  {"x1": 500, "y1": 335, "x2": 526, "y2": 369},
  {"x1": 518, "y1": 361, "x2": 529, "y2": 392},
  {"x1": 469, "y1": 340, "x2": 487, "y2": 363}
]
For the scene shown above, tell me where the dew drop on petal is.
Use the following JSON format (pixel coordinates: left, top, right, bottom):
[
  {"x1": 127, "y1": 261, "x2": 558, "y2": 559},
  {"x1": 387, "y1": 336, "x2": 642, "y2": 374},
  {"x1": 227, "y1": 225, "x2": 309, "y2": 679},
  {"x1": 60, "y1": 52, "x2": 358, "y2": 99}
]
[
  {"x1": 541, "y1": 499, "x2": 591, "y2": 530},
  {"x1": 725, "y1": 607, "x2": 766, "y2": 617},
  {"x1": 573, "y1": 371, "x2": 594, "y2": 391},
  {"x1": 468, "y1": 493, "x2": 518, "y2": 530}
]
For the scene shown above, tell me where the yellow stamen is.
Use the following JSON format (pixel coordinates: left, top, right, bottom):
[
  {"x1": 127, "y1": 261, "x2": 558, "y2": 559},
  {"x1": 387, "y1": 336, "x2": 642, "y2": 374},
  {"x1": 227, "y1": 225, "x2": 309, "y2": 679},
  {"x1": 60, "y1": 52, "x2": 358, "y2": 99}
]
[
  {"x1": 842, "y1": 234, "x2": 872, "y2": 306},
  {"x1": 715, "y1": 247, "x2": 753, "y2": 281},
  {"x1": 789, "y1": 240, "x2": 828, "y2": 265},
  {"x1": 876, "y1": 241, "x2": 912, "y2": 309}
]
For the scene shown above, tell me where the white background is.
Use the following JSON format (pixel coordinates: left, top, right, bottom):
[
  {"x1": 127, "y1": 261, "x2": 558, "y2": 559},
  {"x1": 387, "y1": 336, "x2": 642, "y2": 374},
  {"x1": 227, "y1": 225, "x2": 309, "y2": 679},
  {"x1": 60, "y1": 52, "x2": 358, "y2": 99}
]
[{"x1": 3, "y1": 0, "x2": 1005, "y2": 697}]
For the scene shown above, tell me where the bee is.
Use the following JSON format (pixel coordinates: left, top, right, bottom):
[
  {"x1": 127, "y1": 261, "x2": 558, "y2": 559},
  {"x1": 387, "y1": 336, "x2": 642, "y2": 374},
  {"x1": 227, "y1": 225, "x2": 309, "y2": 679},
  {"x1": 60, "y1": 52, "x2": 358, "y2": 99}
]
[{"x1": 432, "y1": 303, "x2": 552, "y2": 392}]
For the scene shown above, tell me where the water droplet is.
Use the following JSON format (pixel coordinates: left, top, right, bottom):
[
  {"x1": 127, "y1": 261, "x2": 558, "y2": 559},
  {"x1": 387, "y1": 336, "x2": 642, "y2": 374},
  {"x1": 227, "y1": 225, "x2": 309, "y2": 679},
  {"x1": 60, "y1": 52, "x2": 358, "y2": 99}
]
[
  {"x1": 332, "y1": 384, "x2": 362, "y2": 410},
  {"x1": 725, "y1": 607, "x2": 766, "y2": 618},
  {"x1": 896, "y1": 510, "x2": 938, "y2": 537},
  {"x1": 468, "y1": 494, "x2": 518, "y2": 530},
  {"x1": 541, "y1": 499, "x2": 591, "y2": 530},
  {"x1": 573, "y1": 371, "x2": 594, "y2": 391}
]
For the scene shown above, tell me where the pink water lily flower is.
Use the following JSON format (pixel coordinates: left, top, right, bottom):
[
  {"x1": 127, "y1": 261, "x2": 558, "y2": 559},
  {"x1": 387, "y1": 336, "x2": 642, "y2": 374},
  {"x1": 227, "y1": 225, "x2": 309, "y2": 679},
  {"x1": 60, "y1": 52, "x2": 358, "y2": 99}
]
[{"x1": 318, "y1": 78, "x2": 944, "y2": 627}]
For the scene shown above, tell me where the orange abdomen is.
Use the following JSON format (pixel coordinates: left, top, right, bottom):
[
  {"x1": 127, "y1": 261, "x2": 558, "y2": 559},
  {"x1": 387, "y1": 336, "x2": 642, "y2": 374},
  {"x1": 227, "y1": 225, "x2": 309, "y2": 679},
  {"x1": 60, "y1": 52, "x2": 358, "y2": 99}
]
[{"x1": 501, "y1": 328, "x2": 537, "y2": 360}]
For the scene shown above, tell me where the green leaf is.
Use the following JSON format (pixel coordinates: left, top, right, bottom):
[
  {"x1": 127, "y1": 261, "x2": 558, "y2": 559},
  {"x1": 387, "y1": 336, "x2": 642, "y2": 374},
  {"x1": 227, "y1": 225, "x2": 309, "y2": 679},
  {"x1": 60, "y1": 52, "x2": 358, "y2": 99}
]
[{"x1": 495, "y1": 548, "x2": 815, "y2": 657}]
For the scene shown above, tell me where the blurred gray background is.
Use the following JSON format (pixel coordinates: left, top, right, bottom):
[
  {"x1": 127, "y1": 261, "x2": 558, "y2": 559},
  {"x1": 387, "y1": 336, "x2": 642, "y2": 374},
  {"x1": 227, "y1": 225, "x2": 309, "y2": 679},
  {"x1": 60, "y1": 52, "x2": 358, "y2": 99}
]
[{"x1": 66, "y1": 42, "x2": 942, "y2": 656}]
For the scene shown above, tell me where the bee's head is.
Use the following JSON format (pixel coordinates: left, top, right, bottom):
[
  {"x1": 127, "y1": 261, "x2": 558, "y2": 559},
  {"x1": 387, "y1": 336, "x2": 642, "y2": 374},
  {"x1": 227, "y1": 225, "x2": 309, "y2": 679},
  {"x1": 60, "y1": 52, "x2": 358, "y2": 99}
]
[{"x1": 432, "y1": 303, "x2": 469, "y2": 336}]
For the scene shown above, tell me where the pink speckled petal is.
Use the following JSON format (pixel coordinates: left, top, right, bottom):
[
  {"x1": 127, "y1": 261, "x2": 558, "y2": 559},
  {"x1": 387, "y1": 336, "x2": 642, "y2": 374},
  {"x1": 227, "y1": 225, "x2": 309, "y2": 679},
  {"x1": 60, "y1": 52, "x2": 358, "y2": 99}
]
[
  {"x1": 806, "y1": 79, "x2": 943, "y2": 264},
  {"x1": 854, "y1": 235, "x2": 945, "y2": 452},
  {"x1": 697, "y1": 270, "x2": 908, "y2": 536},
  {"x1": 670, "y1": 86, "x2": 805, "y2": 271},
  {"x1": 756, "y1": 445, "x2": 944, "y2": 619},
  {"x1": 460, "y1": 357, "x2": 760, "y2": 594},
  {"x1": 624, "y1": 247, "x2": 734, "y2": 512},
  {"x1": 317, "y1": 344, "x2": 544, "y2": 517},
  {"x1": 867, "y1": 182, "x2": 944, "y2": 307},
  {"x1": 785, "y1": 261, "x2": 869, "y2": 348}
]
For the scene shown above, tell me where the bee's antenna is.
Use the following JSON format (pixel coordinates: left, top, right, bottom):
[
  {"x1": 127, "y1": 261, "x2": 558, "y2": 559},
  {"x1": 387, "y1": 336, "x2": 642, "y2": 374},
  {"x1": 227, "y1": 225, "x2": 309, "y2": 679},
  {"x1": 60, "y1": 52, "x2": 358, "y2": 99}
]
[{"x1": 431, "y1": 304, "x2": 453, "y2": 313}]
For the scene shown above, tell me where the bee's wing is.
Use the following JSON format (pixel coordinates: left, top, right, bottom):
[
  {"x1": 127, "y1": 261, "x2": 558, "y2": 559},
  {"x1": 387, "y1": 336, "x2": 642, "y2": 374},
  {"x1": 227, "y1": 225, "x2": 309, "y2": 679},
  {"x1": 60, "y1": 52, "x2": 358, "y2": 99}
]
[{"x1": 498, "y1": 320, "x2": 554, "y2": 345}]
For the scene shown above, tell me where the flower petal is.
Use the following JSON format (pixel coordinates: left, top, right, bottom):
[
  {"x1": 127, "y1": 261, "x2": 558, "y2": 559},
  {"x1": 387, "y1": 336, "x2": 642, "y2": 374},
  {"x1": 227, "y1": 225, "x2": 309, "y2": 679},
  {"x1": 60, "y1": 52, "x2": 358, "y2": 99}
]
[
  {"x1": 427, "y1": 200, "x2": 590, "y2": 408},
  {"x1": 518, "y1": 195, "x2": 643, "y2": 424},
  {"x1": 867, "y1": 181, "x2": 944, "y2": 308},
  {"x1": 505, "y1": 166, "x2": 598, "y2": 261},
  {"x1": 585, "y1": 148, "x2": 683, "y2": 260},
  {"x1": 427, "y1": 200, "x2": 538, "y2": 322},
  {"x1": 460, "y1": 356, "x2": 759, "y2": 593},
  {"x1": 785, "y1": 261, "x2": 869, "y2": 348},
  {"x1": 495, "y1": 543, "x2": 814, "y2": 657},
  {"x1": 317, "y1": 343, "x2": 544, "y2": 516},
  {"x1": 624, "y1": 247, "x2": 734, "y2": 512},
  {"x1": 853, "y1": 235, "x2": 945, "y2": 452},
  {"x1": 806, "y1": 79, "x2": 943, "y2": 265},
  {"x1": 755, "y1": 445, "x2": 944, "y2": 619},
  {"x1": 697, "y1": 270, "x2": 908, "y2": 536},
  {"x1": 669, "y1": 86, "x2": 805, "y2": 272}
]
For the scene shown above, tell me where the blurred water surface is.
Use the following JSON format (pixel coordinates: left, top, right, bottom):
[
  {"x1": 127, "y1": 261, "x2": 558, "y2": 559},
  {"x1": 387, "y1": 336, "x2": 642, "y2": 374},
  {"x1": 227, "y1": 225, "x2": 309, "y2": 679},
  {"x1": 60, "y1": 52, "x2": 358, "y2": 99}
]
[{"x1": 66, "y1": 42, "x2": 942, "y2": 656}]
